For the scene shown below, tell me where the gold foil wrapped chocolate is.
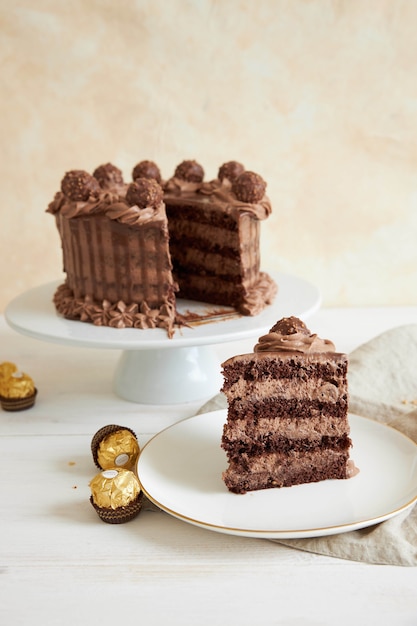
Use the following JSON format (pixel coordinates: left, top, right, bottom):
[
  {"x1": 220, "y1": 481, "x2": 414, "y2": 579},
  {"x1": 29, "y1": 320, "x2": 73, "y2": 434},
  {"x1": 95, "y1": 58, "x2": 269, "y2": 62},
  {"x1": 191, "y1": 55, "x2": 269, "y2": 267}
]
[
  {"x1": 0, "y1": 361, "x2": 18, "y2": 384},
  {"x1": 0, "y1": 362, "x2": 37, "y2": 411},
  {"x1": 91, "y1": 424, "x2": 140, "y2": 471},
  {"x1": 89, "y1": 468, "x2": 143, "y2": 524}
]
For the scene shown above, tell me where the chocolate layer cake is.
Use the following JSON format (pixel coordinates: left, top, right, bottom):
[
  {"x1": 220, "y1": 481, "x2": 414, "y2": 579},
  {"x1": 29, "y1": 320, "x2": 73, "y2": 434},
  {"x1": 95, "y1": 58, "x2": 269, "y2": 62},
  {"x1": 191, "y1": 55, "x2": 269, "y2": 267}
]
[
  {"x1": 47, "y1": 159, "x2": 276, "y2": 334},
  {"x1": 221, "y1": 316, "x2": 355, "y2": 493},
  {"x1": 163, "y1": 160, "x2": 277, "y2": 315}
]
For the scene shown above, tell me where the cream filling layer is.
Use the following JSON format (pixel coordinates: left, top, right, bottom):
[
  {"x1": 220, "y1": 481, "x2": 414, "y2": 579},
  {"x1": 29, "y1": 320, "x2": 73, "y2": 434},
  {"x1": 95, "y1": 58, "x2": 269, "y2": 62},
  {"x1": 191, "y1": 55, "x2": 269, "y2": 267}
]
[
  {"x1": 223, "y1": 415, "x2": 350, "y2": 442},
  {"x1": 225, "y1": 448, "x2": 348, "y2": 475},
  {"x1": 224, "y1": 377, "x2": 346, "y2": 402}
]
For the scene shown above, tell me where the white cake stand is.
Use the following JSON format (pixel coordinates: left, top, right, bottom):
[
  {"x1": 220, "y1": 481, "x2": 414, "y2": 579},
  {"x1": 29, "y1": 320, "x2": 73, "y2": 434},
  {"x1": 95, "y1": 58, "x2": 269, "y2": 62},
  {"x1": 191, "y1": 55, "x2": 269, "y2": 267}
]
[{"x1": 5, "y1": 272, "x2": 321, "y2": 405}]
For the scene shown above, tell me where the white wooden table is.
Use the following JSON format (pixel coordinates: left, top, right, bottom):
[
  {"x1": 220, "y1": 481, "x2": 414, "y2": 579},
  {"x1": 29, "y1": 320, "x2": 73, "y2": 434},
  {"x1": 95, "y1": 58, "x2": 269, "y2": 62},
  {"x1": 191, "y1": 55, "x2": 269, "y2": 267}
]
[{"x1": 1, "y1": 307, "x2": 417, "y2": 626}]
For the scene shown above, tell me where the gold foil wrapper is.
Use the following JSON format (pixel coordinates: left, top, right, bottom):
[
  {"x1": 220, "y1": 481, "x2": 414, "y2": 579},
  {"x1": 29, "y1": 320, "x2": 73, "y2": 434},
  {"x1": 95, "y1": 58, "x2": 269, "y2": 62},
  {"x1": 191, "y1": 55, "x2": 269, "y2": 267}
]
[
  {"x1": 0, "y1": 368, "x2": 35, "y2": 399},
  {"x1": 97, "y1": 429, "x2": 140, "y2": 471},
  {"x1": 0, "y1": 361, "x2": 18, "y2": 381},
  {"x1": 89, "y1": 468, "x2": 141, "y2": 509}
]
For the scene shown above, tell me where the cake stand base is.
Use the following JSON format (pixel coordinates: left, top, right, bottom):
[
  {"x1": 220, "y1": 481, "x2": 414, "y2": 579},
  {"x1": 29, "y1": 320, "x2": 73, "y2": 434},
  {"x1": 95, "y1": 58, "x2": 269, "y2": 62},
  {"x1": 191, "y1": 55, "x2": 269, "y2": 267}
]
[{"x1": 114, "y1": 346, "x2": 223, "y2": 405}]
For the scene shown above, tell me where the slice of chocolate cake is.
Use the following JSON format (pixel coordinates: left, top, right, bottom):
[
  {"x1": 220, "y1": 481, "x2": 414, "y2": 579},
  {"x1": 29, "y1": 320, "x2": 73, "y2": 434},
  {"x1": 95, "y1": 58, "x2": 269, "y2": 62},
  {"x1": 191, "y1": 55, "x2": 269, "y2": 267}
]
[{"x1": 221, "y1": 316, "x2": 355, "y2": 493}]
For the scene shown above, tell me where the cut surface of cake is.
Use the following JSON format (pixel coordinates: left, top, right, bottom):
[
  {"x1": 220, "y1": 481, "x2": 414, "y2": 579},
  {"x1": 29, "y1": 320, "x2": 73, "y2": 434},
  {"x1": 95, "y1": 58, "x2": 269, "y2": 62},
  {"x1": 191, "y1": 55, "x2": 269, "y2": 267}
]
[
  {"x1": 47, "y1": 159, "x2": 276, "y2": 335},
  {"x1": 221, "y1": 316, "x2": 355, "y2": 493},
  {"x1": 163, "y1": 160, "x2": 277, "y2": 316}
]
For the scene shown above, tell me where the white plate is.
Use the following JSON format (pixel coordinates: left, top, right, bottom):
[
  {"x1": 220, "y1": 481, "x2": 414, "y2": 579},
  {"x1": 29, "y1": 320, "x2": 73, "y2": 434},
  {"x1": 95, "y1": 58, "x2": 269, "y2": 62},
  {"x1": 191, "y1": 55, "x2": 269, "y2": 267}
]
[
  {"x1": 138, "y1": 410, "x2": 417, "y2": 538},
  {"x1": 5, "y1": 271, "x2": 320, "y2": 350}
]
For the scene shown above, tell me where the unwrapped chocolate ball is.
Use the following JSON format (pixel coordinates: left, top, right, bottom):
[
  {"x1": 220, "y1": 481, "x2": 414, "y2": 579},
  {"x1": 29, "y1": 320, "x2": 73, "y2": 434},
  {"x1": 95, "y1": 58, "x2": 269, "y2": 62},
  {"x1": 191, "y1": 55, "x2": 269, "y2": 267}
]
[
  {"x1": 218, "y1": 161, "x2": 245, "y2": 183},
  {"x1": 126, "y1": 179, "x2": 164, "y2": 208},
  {"x1": 232, "y1": 171, "x2": 266, "y2": 203},
  {"x1": 91, "y1": 424, "x2": 140, "y2": 471},
  {"x1": 61, "y1": 170, "x2": 101, "y2": 201},
  {"x1": 89, "y1": 468, "x2": 143, "y2": 524},
  {"x1": 174, "y1": 160, "x2": 204, "y2": 183},
  {"x1": 93, "y1": 163, "x2": 124, "y2": 188},
  {"x1": 132, "y1": 160, "x2": 162, "y2": 184},
  {"x1": 269, "y1": 316, "x2": 309, "y2": 335}
]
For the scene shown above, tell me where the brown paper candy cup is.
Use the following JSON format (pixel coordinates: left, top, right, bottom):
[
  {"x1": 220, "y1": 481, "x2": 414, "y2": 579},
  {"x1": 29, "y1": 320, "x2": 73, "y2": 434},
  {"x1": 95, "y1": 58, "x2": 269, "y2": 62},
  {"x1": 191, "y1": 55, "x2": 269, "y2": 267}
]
[
  {"x1": 0, "y1": 388, "x2": 37, "y2": 412},
  {"x1": 91, "y1": 424, "x2": 138, "y2": 469},
  {"x1": 90, "y1": 491, "x2": 143, "y2": 524}
]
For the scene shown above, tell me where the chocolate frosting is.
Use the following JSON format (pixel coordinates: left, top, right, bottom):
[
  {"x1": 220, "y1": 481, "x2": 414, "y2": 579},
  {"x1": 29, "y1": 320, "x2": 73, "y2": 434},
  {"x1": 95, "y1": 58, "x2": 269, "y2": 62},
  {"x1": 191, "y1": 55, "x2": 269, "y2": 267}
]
[
  {"x1": 47, "y1": 188, "x2": 166, "y2": 227},
  {"x1": 254, "y1": 316, "x2": 335, "y2": 354},
  {"x1": 164, "y1": 176, "x2": 271, "y2": 220}
]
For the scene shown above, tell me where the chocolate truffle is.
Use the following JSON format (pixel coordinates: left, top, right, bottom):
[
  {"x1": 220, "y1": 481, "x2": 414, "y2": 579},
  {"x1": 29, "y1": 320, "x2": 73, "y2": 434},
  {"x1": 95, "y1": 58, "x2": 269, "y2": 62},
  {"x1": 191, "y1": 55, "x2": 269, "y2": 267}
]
[
  {"x1": 218, "y1": 161, "x2": 245, "y2": 183},
  {"x1": 61, "y1": 170, "x2": 100, "y2": 201},
  {"x1": 126, "y1": 179, "x2": 164, "y2": 208},
  {"x1": 269, "y1": 316, "x2": 310, "y2": 335},
  {"x1": 174, "y1": 160, "x2": 204, "y2": 183},
  {"x1": 93, "y1": 163, "x2": 124, "y2": 188},
  {"x1": 132, "y1": 160, "x2": 162, "y2": 184},
  {"x1": 232, "y1": 171, "x2": 266, "y2": 203}
]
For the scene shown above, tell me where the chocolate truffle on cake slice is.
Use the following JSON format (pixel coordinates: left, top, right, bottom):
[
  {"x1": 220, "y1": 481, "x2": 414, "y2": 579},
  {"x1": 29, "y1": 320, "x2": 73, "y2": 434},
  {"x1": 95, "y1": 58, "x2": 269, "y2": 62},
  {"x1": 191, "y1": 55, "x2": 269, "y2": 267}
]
[
  {"x1": 221, "y1": 317, "x2": 355, "y2": 493},
  {"x1": 163, "y1": 160, "x2": 277, "y2": 316}
]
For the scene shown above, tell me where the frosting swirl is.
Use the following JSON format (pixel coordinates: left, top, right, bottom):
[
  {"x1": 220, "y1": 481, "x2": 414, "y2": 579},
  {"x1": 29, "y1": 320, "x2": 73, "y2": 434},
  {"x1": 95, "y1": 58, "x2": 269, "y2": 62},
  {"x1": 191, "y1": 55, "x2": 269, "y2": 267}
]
[
  {"x1": 254, "y1": 316, "x2": 335, "y2": 354},
  {"x1": 164, "y1": 177, "x2": 271, "y2": 220},
  {"x1": 47, "y1": 189, "x2": 166, "y2": 227}
]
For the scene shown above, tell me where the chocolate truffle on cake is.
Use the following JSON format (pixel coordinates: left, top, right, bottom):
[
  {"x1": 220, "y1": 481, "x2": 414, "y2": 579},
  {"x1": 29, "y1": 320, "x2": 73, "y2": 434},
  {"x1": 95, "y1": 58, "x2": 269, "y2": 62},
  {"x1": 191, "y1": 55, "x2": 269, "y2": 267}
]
[
  {"x1": 221, "y1": 316, "x2": 355, "y2": 493},
  {"x1": 232, "y1": 170, "x2": 267, "y2": 203},
  {"x1": 174, "y1": 159, "x2": 205, "y2": 183},
  {"x1": 89, "y1": 468, "x2": 143, "y2": 524},
  {"x1": 93, "y1": 162, "x2": 124, "y2": 188},
  {"x1": 61, "y1": 170, "x2": 100, "y2": 201},
  {"x1": 126, "y1": 178, "x2": 164, "y2": 208},
  {"x1": 132, "y1": 159, "x2": 162, "y2": 184},
  {"x1": 218, "y1": 160, "x2": 245, "y2": 184},
  {"x1": 91, "y1": 424, "x2": 140, "y2": 472}
]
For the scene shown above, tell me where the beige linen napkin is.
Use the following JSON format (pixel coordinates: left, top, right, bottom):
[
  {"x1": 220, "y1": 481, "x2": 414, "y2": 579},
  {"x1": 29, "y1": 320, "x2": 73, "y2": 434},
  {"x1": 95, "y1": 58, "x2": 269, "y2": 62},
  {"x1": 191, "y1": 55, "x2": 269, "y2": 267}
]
[{"x1": 198, "y1": 324, "x2": 417, "y2": 566}]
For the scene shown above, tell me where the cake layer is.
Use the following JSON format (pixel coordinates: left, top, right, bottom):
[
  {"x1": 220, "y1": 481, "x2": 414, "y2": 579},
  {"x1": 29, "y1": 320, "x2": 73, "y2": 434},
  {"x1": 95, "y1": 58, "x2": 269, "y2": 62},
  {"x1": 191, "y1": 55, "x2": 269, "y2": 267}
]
[
  {"x1": 222, "y1": 374, "x2": 347, "y2": 403},
  {"x1": 225, "y1": 397, "x2": 348, "y2": 422},
  {"x1": 222, "y1": 413, "x2": 350, "y2": 448},
  {"x1": 223, "y1": 434, "x2": 351, "y2": 459},
  {"x1": 222, "y1": 353, "x2": 348, "y2": 389},
  {"x1": 222, "y1": 448, "x2": 350, "y2": 493}
]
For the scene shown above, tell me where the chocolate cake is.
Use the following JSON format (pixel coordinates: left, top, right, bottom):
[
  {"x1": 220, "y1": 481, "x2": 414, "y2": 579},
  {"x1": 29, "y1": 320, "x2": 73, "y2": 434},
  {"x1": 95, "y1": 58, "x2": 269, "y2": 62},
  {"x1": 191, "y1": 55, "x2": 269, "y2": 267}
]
[
  {"x1": 221, "y1": 316, "x2": 355, "y2": 493},
  {"x1": 47, "y1": 159, "x2": 276, "y2": 335}
]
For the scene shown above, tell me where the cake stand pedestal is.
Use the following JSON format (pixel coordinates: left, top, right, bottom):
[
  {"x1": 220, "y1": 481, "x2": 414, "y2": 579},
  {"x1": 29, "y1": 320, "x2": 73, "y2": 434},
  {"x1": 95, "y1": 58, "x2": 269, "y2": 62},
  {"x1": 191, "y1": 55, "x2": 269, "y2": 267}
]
[{"x1": 5, "y1": 272, "x2": 321, "y2": 405}]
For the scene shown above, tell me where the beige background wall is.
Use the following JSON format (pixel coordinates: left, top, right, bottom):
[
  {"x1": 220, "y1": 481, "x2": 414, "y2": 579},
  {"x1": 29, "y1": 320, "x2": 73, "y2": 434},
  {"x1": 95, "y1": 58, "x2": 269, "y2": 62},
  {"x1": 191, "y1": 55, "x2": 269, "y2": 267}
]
[{"x1": 1, "y1": 0, "x2": 416, "y2": 312}]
